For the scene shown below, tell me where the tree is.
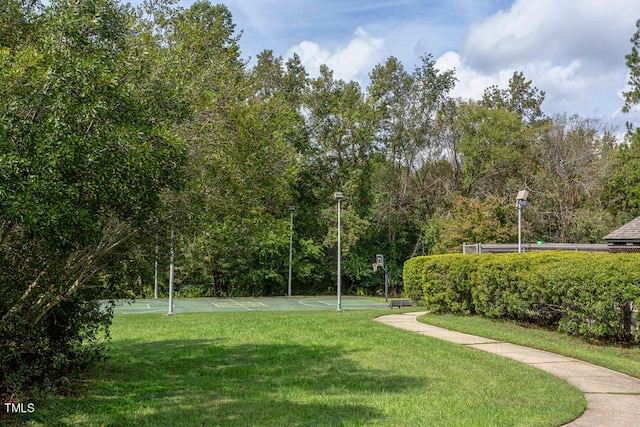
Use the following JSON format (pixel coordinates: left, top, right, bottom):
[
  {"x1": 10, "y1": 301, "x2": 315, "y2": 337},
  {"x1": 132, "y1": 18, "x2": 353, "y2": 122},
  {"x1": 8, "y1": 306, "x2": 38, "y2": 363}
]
[
  {"x1": 433, "y1": 196, "x2": 517, "y2": 253},
  {"x1": 481, "y1": 71, "x2": 546, "y2": 124},
  {"x1": 297, "y1": 65, "x2": 381, "y2": 291},
  {"x1": 603, "y1": 131, "x2": 640, "y2": 221},
  {"x1": 368, "y1": 55, "x2": 456, "y2": 246},
  {"x1": 602, "y1": 19, "x2": 640, "y2": 224},
  {"x1": 0, "y1": 0, "x2": 186, "y2": 397},
  {"x1": 530, "y1": 115, "x2": 615, "y2": 242},
  {"x1": 623, "y1": 19, "x2": 640, "y2": 114},
  {"x1": 155, "y1": 4, "x2": 302, "y2": 296},
  {"x1": 454, "y1": 101, "x2": 531, "y2": 199}
]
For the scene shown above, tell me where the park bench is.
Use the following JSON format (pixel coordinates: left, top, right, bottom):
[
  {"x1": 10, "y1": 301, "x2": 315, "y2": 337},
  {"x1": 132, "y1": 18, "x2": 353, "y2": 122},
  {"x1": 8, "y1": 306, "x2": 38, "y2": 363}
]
[{"x1": 389, "y1": 299, "x2": 412, "y2": 308}]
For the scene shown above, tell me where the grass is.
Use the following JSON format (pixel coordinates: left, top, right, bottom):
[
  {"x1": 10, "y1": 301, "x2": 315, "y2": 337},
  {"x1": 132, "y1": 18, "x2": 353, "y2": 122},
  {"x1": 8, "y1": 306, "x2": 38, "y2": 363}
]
[
  {"x1": 16, "y1": 310, "x2": 584, "y2": 426},
  {"x1": 417, "y1": 312, "x2": 640, "y2": 379}
]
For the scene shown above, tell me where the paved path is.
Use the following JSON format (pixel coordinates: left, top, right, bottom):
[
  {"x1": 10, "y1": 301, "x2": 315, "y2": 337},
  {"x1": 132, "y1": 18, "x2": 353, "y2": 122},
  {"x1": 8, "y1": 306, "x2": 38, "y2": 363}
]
[{"x1": 375, "y1": 311, "x2": 640, "y2": 426}]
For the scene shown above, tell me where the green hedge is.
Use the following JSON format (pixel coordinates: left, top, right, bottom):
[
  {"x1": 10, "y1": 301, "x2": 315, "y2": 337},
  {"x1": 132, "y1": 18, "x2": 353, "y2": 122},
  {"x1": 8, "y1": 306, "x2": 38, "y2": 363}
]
[{"x1": 404, "y1": 252, "x2": 640, "y2": 344}]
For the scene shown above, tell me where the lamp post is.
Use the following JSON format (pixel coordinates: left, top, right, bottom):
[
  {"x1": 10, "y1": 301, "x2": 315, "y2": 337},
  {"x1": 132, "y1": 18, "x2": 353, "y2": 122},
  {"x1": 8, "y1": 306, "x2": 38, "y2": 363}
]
[
  {"x1": 168, "y1": 226, "x2": 175, "y2": 315},
  {"x1": 154, "y1": 242, "x2": 159, "y2": 299},
  {"x1": 288, "y1": 205, "x2": 295, "y2": 297},
  {"x1": 334, "y1": 192, "x2": 344, "y2": 312},
  {"x1": 516, "y1": 190, "x2": 529, "y2": 253}
]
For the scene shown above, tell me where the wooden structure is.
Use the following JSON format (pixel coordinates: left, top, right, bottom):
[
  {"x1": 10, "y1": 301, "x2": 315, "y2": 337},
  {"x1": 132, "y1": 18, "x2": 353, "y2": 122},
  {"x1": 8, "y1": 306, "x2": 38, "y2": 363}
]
[{"x1": 603, "y1": 217, "x2": 640, "y2": 253}]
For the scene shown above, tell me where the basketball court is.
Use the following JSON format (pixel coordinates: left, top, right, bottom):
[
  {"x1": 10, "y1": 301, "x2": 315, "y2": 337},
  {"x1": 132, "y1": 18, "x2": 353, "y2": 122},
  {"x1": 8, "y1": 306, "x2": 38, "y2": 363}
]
[{"x1": 110, "y1": 296, "x2": 391, "y2": 315}]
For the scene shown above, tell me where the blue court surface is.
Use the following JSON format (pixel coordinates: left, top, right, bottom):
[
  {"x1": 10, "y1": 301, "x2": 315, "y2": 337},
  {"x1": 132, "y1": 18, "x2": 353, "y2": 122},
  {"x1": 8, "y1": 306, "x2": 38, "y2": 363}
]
[{"x1": 110, "y1": 296, "x2": 392, "y2": 314}]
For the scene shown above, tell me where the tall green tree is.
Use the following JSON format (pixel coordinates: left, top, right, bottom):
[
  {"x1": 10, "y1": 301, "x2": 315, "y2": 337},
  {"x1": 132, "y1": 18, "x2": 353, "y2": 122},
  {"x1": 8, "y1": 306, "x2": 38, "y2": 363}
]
[
  {"x1": 531, "y1": 115, "x2": 615, "y2": 242},
  {"x1": 454, "y1": 102, "x2": 529, "y2": 198},
  {"x1": 604, "y1": 19, "x2": 640, "y2": 224},
  {"x1": 433, "y1": 196, "x2": 517, "y2": 253},
  {"x1": 368, "y1": 55, "x2": 456, "y2": 246},
  {"x1": 301, "y1": 65, "x2": 380, "y2": 290},
  {"x1": 623, "y1": 19, "x2": 640, "y2": 115},
  {"x1": 603, "y1": 131, "x2": 640, "y2": 222},
  {"x1": 153, "y1": 3, "x2": 302, "y2": 296},
  {"x1": 481, "y1": 71, "x2": 546, "y2": 124},
  {"x1": 0, "y1": 0, "x2": 186, "y2": 397}
]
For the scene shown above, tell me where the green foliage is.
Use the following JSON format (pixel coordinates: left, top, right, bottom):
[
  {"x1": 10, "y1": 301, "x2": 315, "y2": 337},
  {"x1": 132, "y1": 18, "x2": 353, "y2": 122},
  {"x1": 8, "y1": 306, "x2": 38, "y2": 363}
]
[
  {"x1": 455, "y1": 101, "x2": 531, "y2": 198},
  {"x1": 603, "y1": 131, "x2": 640, "y2": 219},
  {"x1": 529, "y1": 115, "x2": 615, "y2": 242},
  {"x1": 481, "y1": 70, "x2": 546, "y2": 124},
  {"x1": 434, "y1": 196, "x2": 517, "y2": 253},
  {"x1": 623, "y1": 19, "x2": 640, "y2": 114},
  {"x1": 0, "y1": 0, "x2": 186, "y2": 399},
  {"x1": 404, "y1": 252, "x2": 640, "y2": 344}
]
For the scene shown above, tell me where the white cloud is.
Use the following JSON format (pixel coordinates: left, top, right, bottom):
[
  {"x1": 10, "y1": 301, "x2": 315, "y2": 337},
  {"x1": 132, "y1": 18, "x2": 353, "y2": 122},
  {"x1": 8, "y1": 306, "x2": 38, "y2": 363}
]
[
  {"x1": 463, "y1": 0, "x2": 640, "y2": 74},
  {"x1": 435, "y1": 51, "x2": 484, "y2": 100},
  {"x1": 433, "y1": 0, "x2": 640, "y2": 131},
  {"x1": 288, "y1": 27, "x2": 385, "y2": 83}
]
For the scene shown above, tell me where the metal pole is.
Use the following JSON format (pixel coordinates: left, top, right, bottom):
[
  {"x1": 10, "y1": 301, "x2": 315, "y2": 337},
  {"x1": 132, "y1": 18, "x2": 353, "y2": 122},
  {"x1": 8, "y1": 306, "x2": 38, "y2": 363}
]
[
  {"x1": 518, "y1": 203, "x2": 522, "y2": 253},
  {"x1": 516, "y1": 190, "x2": 528, "y2": 254},
  {"x1": 383, "y1": 265, "x2": 389, "y2": 302},
  {"x1": 168, "y1": 227, "x2": 175, "y2": 315},
  {"x1": 154, "y1": 242, "x2": 159, "y2": 299},
  {"x1": 334, "y1": 192, "x2": 344, "y2": 312},
  {"x1": 337, "y1": 198, "x2": 342, "y2": 311},
  {"x1": 288, "y1": 207, "x2": 294, "y2": 297}
]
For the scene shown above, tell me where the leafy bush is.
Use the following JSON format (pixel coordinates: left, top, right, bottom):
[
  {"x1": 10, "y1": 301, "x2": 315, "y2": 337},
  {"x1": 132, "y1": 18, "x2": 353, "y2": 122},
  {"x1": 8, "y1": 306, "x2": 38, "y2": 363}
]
[
  {"x1": 404, "y1": 252, "x2": 640, "y2": 344},
  {"x1": 0, "y1": 0, "x2": 186, "y2": 401},
  {"x1": 0, "y1": 292, "x2": 112, "y2": 400}
]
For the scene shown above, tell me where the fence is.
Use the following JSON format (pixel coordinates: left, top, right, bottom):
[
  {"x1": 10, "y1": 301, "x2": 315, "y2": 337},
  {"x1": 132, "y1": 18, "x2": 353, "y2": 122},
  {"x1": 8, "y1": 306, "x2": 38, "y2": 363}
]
[{"x1": 462, "y1": 242, "x2": 609, "y2": 254}]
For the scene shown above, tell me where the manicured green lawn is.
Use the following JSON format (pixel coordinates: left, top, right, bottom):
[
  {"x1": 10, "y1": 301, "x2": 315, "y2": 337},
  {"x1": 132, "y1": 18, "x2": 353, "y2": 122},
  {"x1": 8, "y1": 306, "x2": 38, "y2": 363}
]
[
  {"x1": 418, "y1": 312, "x2": 640, "y2": 379},
  {"x1": 20, "y1": 310, "x2": 584, "y2": 426}
]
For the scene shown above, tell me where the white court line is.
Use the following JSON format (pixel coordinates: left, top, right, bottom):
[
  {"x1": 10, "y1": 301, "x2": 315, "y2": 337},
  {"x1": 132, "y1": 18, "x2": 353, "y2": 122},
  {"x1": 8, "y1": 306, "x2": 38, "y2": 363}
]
[
  {"x1": 226, "y1": 298, "x2": 253, "y2": 311},
  {"x1": 298, "y1": 298, "x2": 333, "y2": 308},
  {"x1": 115, "y1": 308, "x2": 167, "y2": 314},
  {"x1": 298, "y1": 298, "x2": 388, "y2": 310},
  {"x1": 115, "y1": 302, "x2": 167, "y2": 311}
]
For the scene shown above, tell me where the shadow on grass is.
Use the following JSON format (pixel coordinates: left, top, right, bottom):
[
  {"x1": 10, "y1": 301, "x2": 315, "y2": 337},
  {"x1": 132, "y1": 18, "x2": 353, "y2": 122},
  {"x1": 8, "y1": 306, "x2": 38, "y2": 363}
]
[{"x1": 32, "y1": 338, "x2": 426, "y2": 426}]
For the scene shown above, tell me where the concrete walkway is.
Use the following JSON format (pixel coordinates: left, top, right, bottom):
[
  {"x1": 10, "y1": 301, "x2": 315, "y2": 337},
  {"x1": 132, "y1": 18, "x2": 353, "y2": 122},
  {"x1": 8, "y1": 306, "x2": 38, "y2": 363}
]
[{"x1": 375, "y1": 311, "x2": 640, "y2": 426}]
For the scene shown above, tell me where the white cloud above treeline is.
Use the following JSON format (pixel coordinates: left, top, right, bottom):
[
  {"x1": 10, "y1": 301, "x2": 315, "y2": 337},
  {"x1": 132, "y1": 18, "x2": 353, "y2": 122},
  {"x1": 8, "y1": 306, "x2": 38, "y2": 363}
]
[
  {"x1": 288, "y1": 27, "x2": 384, "y2": 83},
  {"x1": 172, "y1": 0, "x2": 640, "y2": 128}
]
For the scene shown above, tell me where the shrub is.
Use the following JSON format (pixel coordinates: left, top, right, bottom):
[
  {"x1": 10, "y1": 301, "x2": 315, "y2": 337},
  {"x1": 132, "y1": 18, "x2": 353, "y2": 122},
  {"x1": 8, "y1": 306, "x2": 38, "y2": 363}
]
[
  {"x1": 403, "y1": 252, "x2": 640, "y2": 344},
  {"x1": 0, "y1": 294, "x2": 112, "y2": 400}
]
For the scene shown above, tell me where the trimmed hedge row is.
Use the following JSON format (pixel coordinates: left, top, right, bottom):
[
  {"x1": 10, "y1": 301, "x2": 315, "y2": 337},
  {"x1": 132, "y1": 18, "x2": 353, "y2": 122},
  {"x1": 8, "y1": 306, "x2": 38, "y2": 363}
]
[{"x1": 404, "y1": 252, "x2": 640, "y2": 344}]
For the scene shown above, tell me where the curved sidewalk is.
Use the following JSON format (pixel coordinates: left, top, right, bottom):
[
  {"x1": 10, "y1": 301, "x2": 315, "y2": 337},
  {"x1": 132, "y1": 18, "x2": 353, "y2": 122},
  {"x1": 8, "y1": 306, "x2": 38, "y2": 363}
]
[{"x1": 375, "y1": 311, "x2": 640, "y2": 427}]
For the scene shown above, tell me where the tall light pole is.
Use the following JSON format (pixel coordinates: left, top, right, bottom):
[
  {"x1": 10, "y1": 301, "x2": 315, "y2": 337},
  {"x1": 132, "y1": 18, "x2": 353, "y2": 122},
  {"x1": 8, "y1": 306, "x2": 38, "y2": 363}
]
[
  {"x1": 334, "y1": 192, "x2": 344, "y2": 312},
  {"x1": 168, "y1": 226, "x2": 175, "y2": 315},
  {"x1": 288, "y1": 205, "x2": 295, "y2": 297},
  {"x1": 516, "y1": 190, "x2": 529, "y2": 253},
  {"x1": 154, "y1": 241, "x2": 159, "y2": 299}
]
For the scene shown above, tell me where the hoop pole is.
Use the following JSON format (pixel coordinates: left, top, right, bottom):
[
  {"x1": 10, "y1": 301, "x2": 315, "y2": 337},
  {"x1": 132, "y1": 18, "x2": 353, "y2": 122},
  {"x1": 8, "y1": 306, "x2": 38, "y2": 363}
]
[
  {"x1": 288, "y1": 209, "x2": 294, "y2": 296},
  {"x1": 383, "y1": 265, "x2": 389, "y2": 302},
  {"x1": 168, "y1": 227, "x2": 175, "y2": 316}
]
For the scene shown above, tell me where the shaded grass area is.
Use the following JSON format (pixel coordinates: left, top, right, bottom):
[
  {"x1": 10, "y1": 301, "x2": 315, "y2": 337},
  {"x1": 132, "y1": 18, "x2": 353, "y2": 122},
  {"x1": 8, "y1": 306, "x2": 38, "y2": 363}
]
[
  {"x1": 17, "y1": 311, "x2": 584, "y2": 426},
  {"x1": 418, "y1": 312, "x2": 640, "y2": 379}
]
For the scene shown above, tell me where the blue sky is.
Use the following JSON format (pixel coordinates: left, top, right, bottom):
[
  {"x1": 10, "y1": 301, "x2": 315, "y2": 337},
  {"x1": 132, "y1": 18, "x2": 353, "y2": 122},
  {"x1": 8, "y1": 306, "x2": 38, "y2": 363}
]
[{"x1": 132, "y1": 0, "x2": 640, "y2": 133}]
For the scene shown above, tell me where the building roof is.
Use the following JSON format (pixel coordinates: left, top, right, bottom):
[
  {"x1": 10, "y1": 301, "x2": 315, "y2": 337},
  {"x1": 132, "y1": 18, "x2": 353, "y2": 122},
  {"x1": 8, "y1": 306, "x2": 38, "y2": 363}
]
[{"x1": 603, "y1": 217, "x2": 640, "y2": 242}]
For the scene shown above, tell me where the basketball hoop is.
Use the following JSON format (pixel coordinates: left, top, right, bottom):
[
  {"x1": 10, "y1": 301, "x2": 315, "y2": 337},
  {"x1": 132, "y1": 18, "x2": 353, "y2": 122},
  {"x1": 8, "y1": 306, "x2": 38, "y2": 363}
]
[{"x1": 372, "y1": 256, "x2": 389, "y2": 302}]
